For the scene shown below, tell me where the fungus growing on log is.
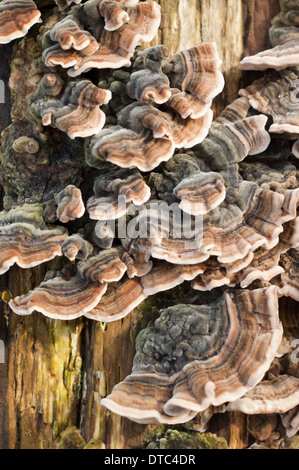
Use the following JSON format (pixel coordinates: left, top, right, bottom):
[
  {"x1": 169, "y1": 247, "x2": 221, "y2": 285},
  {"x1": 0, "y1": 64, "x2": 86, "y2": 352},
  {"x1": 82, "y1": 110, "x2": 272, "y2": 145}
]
[
  {"x1": 0, "y1": 204, "x2": 68, "y2": 274},
  {"x1": 87, "y1": 276, "x2": 146, "y2": 322},
  {"x1": 101, "y1": 287, "x2": 282, "y2": 424},
  {"x1": 276, "y1": 248, "x2": 299, "y2": 301},
  {"x1": 164, "y1": 43, "x2": 225, "y2": 119},
  {"x1": 54, "y1": 185, "x2": 85, "y2": 223},
  {"x1": 173, "y1": 172, "x2": 226, "y2": 216},
  {"x1": 87, "y1": 103, "x2": 213, "y2": 171},
  {"x1": 0, "y1": 0, "x2": 41, "y2": 44},
  {"x1": 239, "y1": 69, "x2": 299, "y2": 135},
  {"x1": 281, "y1": 405, "x2": 299, "y2": 438},
  {"x1": 42, "y1": 0, "x2": 161, "y2": 77},
  {"x1": 227, "y1": 308, "x2": 299, "y2": 436},
  {"x1": 86, "y1": 167, "x2": 150, "y2": 221},
  {"x1": 9, "y1": 246, "x2": 141, "y2": 319},
  {"x1": 9, "y1": 275, "x2": 108, "y2": 320},
  {"x1": 30, "y1": 75, "x2": 112, "y2": 138},
  {"x1": 61, "y1": 234, "x2": 93, "y2": 261},
  {"x1": 86, "y1": 42, "x2": 224, "y2": 172},
  {"x1": 227, "y1": 375, "x2": 299, "y2": 415},
  {"x1": 1, "y1": 0, "x2": 299, "y2": 448}
]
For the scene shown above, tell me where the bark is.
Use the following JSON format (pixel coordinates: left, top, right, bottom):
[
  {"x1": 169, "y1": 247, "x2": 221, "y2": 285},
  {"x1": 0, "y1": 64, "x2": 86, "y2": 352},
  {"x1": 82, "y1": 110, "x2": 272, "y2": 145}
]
[{"x1": 0, "y1": 0, "x2": 282, "y2": 450}]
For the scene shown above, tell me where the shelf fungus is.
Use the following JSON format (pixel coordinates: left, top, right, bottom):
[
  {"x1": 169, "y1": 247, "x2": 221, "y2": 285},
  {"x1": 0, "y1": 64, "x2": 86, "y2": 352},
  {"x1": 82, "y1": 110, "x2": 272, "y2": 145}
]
[
  {"x1": 86, "y1": 43, "x2": 224, "y2": 172},
  {"x1": 9, "y1": 274, "x2": 109, "y2": 320},
  {"x1": 127, "y1": 43, "x2": 225, "y2": 117},
  {"x1": 86, "y1": 167, "x2": 150, "y2": 221},
  {"x1": 164, "y1": 43, "x2": 225, "y2": 120},
  {"x1": 61, "y1": 234, "x2": 93, "y2": 261},
  {"x1": 30, "y1": 74, "x2": 112, "y2": 138},
  {"x1": 54, "y1": 185, "x2": 85, "y2": 223},
  {"x1": 240, "y1": 0, "x2": 299, "y2": 70},
  {"x1": 0, "y1": 0, "x2": 41, "y2": 44},
  {"x1": 42, "y1": 0, "x2": 161, "y2": 77},
  {"x1": 8, "y1": 247, "x2": 135, "y2": 319},
  {"x1": 227, "y1": 329, "x2": 299, "y2": 436},
  {"x1": 281, "y1": 405, "x2": 299, "y2": 438},
  {"x1": 239, "y1": 69, "x2": 299, "y2": 135},
  {"x1": 89, "y1": 261, "x2": 207, "y2": 323},
  {"x1": 227, "y1": 375, "x2": 299, "y2": 416},
  {"x1": 173, "y1": 172, "x2": 226, "y2": 216},
  {"x1": 275, "y1": 248, "x2": 299, "y2": 301},
  {"x1": 87, "y1": 103, "x2": 213, "y2": 172},
  {"x1": 101, "y1": 287, "x2": 283, "y2": 424},
  {"x1": 0, "y1": 204, "x2": 68, "y2": 274}
]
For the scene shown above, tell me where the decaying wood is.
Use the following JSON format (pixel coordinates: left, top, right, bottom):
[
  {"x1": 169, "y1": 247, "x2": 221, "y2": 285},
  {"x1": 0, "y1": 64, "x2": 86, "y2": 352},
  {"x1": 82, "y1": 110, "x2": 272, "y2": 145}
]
[{"x1": 0, "y1": 0, "x2": 284, "y2": 449}]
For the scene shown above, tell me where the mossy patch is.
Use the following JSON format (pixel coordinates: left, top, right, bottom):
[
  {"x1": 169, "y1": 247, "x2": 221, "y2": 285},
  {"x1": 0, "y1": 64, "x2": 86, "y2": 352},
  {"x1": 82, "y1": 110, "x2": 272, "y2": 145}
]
[{"x1": 143, "y1": 425, "x2": 228, "y2": 449}]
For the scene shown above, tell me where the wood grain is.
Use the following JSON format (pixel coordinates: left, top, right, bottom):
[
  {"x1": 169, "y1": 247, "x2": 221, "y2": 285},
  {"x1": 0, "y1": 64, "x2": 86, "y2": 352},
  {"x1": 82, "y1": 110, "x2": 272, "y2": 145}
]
[{"x1": 0, "y1": 0, "x2": 284, "y2": 449}]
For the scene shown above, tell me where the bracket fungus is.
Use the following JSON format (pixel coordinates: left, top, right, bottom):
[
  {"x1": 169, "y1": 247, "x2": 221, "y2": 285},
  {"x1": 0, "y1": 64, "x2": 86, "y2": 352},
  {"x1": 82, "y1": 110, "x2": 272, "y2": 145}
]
[
  {"x1": 281, "y1": 405, "x2": 299, "y2": 438},
  {"x1": 227, "y1": 309, "x2": 299, "y2": 437},
  {"x1": 164, "y1": 43, "x2": 225, "y2": 120},
  {"x1": 101, "y1": 287, "x2": 283, "y2": 423},
  {"x1": 61, "y1": 234, "x2": 93, "y2": 261},
  {"x1": 0, "y1": 0, "x2": 41, "y2": 44},
  {"x1": 86, "y1": 167, "x2": 150, "y2": 221},
  {"x1": 54, "y1": 184, "x2": 85, "y2": 223},
  {"x1": 86, "y1": 43, "x2": 224, "y2": 172},
  {"x1": 42, "y1": 0, "x2": 161, "y2": 77},
  {"x1": 9, "y1": 246, "x2": 133, "y2": 319},
  {"x1": 1, "y1": 0, "x2": 299, "y2": 443},
  {"x1": 87, "y1": 103, "x2": 214, "y2": 171},
  {"x1": 30, "y1": 74, "x2": 112, "y2": 138},
  {"x1": 0, "y1": 204, "x2": 68, "y2": 274},
  {"x1": 239, "y1": 69, "x2": 299, "y2": 135},
  {"x1": 227, "y1": 374, "x2": 299, "y2": 416}
]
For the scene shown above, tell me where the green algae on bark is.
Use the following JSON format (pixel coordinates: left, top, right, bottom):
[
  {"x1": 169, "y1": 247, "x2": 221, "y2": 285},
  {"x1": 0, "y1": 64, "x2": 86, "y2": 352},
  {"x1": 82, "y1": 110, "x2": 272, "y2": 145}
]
[
  {"x1": 143, "y1": 425, "x2": 228, "y2": 449},
  {"x1": 52, "y1": 425, "x2": 105, "y2": 449}
]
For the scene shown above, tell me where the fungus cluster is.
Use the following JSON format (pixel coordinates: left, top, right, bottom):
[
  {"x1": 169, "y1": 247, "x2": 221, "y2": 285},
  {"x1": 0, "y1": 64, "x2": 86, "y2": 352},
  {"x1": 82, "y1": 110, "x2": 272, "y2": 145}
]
[
  {"x1": 0, "y1": 0, "x2": 299, "y2": 446},
  {"x1": 0, "y1": 0, "x2": 41, "y2": 44}
]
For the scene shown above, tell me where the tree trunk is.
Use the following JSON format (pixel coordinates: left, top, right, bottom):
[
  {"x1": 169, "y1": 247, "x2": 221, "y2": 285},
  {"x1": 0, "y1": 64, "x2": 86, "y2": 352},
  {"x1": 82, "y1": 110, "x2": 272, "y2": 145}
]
[{"x1": 0, "y1": 0, "x2": 281, "y2": 450}]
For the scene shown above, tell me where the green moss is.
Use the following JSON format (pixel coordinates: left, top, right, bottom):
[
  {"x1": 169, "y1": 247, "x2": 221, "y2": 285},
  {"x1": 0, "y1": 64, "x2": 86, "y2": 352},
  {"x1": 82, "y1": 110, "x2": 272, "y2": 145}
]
[
  {"x1": 143, "y1": 425, "x2": 228, "y2": 450},
  {"x1": 84, "y1": 438, "x2": 106, "y2": 449},
  {"x1": 54, "y1": 426, "x2": 105, "y2": 449},
  {"x1": 130, "y1": 291, "x2": 179, "y2": 343},
  {"x1": 54, "y1": 426, "x2": 86, "y2": 449}
]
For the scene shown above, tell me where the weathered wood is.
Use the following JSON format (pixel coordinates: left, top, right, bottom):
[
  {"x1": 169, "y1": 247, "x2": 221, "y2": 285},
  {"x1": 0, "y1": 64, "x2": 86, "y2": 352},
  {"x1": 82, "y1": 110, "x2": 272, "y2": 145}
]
[
  {"x1": 79, "y1": 309, "x2": 151, "y2": 450},
  {"x1": 0, "y1": 0, "x2": 283, "y2": 450},
  {"x1": 4, "y1": 265, "x2": 84, "y2": 449}
]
